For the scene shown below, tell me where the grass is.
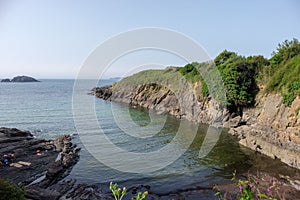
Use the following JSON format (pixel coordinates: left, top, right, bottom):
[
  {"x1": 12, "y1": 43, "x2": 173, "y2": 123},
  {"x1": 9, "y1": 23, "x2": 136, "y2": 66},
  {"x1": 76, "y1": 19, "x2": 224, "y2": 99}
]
[{"x1": 265, "y1": 55, "x2": 300, "y2": 106}]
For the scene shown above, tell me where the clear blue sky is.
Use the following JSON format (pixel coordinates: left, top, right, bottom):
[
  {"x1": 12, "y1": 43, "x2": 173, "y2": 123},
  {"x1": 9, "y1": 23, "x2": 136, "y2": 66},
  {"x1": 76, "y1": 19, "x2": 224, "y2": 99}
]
[{"x1": 0, "y1": 0, "x2": 299, "y2": 79}]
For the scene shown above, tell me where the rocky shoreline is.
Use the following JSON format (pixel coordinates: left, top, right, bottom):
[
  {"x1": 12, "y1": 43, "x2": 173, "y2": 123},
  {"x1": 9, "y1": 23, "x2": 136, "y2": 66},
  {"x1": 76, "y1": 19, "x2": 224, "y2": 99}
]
[
  {"x1": 0, "y1": 127, "x2": 114, "y2": 200},
  {"x1": 92, "y1": 83, "x2": 300, "y2": 171},
  {"x1": 1, "y1": 126, "x2": 300, "y2": 199},
  {"x1": 228, "y1": 94, "x2": 300, "y2": 170}
]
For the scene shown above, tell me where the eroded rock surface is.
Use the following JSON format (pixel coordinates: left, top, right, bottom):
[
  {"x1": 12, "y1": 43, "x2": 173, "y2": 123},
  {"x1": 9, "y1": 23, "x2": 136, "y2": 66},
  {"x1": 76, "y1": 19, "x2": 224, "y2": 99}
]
[{"x1": 92, "y1": 84, "x2": 300, "y2": 170}]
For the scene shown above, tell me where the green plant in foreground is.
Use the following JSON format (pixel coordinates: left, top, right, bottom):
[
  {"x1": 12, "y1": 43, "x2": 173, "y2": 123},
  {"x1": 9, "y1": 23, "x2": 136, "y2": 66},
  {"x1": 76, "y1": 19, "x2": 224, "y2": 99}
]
[
  {"x1": 215, "y1": 171, "x2": 278, "y2": 200},
  {"x1": 133, "y1": 191, "x2": 148, "y2": 200},
  {"x1": 109, "y1": 182, "x2": 127, "y2": 200},
  {"x1": 0, "y1": 179, "x2": 26, "y2": 200},
  {"x1": 109, "y1": 182, "x2": 148, "y2": 200}
]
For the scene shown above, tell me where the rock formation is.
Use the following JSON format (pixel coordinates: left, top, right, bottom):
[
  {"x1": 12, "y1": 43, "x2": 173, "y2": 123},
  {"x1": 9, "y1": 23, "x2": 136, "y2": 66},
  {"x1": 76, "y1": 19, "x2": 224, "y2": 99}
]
[
  {"x1": 0, "y1": 127, "x2": 83, "y2": 199},
  {"x1": 0, "y1": 78, "x2": 11, "y2": 82},
  {"x1": 92, "y1": 76, "x2": 300, "y2": 170},
  {"x1": 1, "y1": 75, "x2": 39, "y2": 83}
]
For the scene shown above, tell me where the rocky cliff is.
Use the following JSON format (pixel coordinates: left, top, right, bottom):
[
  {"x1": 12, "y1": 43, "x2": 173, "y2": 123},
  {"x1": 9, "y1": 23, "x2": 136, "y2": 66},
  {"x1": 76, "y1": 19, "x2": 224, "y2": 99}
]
[
  {"x1": 93, "y1": 68, "x2": 228, "y2": 126},
  {"x1": 92, "y1": 68, "x2": 300, "y2": 170},
  {"x1": 229, "y1": 94, "x2": 300, "y2": 169}
]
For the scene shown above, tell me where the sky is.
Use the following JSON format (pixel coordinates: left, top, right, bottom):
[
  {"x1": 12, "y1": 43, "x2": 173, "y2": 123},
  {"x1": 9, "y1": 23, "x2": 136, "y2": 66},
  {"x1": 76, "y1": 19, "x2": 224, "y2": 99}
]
[{"x1": 0, "y1": 0, "x2": 299, "y2": 79}]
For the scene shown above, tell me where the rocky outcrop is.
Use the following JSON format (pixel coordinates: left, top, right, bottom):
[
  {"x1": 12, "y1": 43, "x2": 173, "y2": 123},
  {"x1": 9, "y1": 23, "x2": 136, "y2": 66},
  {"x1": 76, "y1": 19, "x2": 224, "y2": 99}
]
[
  {"x1": 1, "y1": 78, "x2": 11, "y2": 82},
  {"x1": 229, "y1": 94, "x2": 300, "y2": 169},
  {"x1": 12, "y1": 75, "x2": 39, "y2": 82},
  {"x1": 92, "y1": 82, "x2": 228, "y2": 126},
  {"x1": 92, "y1": 85, "x2": 112, "y2": 100},
  {"x1": 92, "y1": 80, "x2": 300, "y2": 170},
  {"x1": 0, "y1": 127, "x2": 82, "y2": 199},
  {"x1": 1, "y1": 75, "x2": 39, "y2": 83}
]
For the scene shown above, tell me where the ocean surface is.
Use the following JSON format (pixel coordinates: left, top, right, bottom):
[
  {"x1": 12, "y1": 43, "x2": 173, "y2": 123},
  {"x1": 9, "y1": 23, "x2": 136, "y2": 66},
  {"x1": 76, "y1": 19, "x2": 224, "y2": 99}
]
[{"x1": 0, "y1": 79, "x2": 298, "y2": 199}]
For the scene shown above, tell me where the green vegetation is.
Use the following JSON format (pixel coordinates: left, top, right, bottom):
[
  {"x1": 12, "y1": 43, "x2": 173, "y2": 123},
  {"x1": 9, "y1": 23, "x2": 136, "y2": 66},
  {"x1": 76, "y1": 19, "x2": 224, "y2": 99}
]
[
  {"x1": 215, "y1": 171, "x2": 279, "y2": 200},
  {"x1": 179, "y1": 39, "x2": 300, "y2": 109},
  {"x1": 116, "y1": 38, "x2": 299, "y2": 110},
  {"x1": 116, "y1": 68, "x2": 180, "y2": 89},
  {"x1": 0, "y1": 179, "x2": 26, "y2": 200},
  {"x1": 214, "y1": 50, "x2": 267, "y2": 112},
  {"x1": 177, "y1": 62, "x2": 209, "y2": 97},
  {"x1": 109, "y1": 182, "x2": 148, "y2": 200},
  {"x1": 265, "y1": 39, "x2": 300, "y2": 106}
]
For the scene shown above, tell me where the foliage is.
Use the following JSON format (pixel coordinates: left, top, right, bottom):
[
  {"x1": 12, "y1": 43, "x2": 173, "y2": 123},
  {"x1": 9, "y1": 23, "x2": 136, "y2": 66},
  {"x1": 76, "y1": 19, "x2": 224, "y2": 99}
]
[
  {"x1": 269, "y1": 38, "x2": 300, "y2": 69},
  {"x1": 116, "y1": 68, "x2": 181, "y2": 90},
  {"x1": 109, "y1": 182, "x2": 148, "y2": 200},
  {"x1": 0, "y1": 179, "x2": 26, "y2": 200},
  {"x1": 246, "y1": 55, "x2": 269, "y2": 83},
  {"x1": 215, "y1": 171, "x2": 279, "y2": 200},
  {"x1": 282, "y1": 93, "x2": 295, "y2": 107},
  {"x1": 265, "y1": 55, "x2": 300, "y2": 106},
  {"x1": 214, "y1": 50, "x2": 261, "y2": 111},
  {"x1": 177, "y1": 63, "x2": 209, "y2": 97},
  {"x1": 133, "y1": 191, "x2": 148, "y2": 200},
  {"x1": 115, "y1": 38, "x2": 299, "y2": 110}
]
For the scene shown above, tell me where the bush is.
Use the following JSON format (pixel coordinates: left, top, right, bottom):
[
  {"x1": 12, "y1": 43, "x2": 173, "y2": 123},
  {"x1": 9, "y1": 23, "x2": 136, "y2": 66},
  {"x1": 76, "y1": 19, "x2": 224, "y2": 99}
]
[
  {"x1": 265, "y1": 54, "x2": 300, "y2": 106},
  {"x1": 177, "y1": 63, "x2": 209, "y2": 97},
  {"x1": 0, "y1": 179, "x2": 26, "y2": 200},
  {"x1": 215, "y1": 51, "x2": 260, "y2": 111},
  {"x1": 270, "y1": 38, "x2": 300, "y2": 69},
  {"x1": 282, "y1": 93, "x2": 295, "y2": 107}
]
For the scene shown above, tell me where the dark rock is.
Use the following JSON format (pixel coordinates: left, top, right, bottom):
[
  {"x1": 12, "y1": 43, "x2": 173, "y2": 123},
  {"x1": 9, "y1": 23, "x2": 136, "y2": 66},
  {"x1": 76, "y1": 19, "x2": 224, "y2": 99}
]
[
  {"x1": 25, "y1": 187, "x2": 60, "y2": 200},
  {"x1": 46, "y1": 162, "x2": 64, "y2": 182},
  {"x1": 1, "y1": 78, "x2": 10, "y2": 82},
  {"x1": 0, "y1": 127, "x2": 81, "y2": 200},
  {"x1": 0, "y1": 127, "x2": 32, "y2": 137},
  {"x1": 91, "y1": 85, "x2": 113, "y2": 100},
  {"x1": 11, "y1": 75, "x2": 39, "y2": 82}
]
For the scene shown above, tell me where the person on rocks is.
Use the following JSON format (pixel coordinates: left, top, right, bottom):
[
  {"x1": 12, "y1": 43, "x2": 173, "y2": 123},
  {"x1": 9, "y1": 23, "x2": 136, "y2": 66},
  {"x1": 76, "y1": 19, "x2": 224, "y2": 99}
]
[
  {"x1": 8, "y1": 152, "x2": 16, "y2": 162},
  {"x1": 2, "y1": 154, "x2": 11, "y2": 166},
  {"x1": 36, "y1": 149, "x2": 42, "y2": 156}
]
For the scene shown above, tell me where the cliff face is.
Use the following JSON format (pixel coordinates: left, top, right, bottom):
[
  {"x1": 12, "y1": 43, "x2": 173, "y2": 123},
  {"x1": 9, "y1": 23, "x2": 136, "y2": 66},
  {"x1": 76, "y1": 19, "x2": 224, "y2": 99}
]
[
  {"x1": 230, "y1": 94, "x2": 300, "y2": 169},
  {"x1": 94, "y1": 81, "x2": 228, "y2": 126}
]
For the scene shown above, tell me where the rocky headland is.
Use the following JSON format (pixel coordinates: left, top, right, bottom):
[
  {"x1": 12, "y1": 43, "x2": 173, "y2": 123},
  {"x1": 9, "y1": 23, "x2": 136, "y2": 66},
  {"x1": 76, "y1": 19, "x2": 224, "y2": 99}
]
[
  {"x1": 91, "y1": 67, "x2": 300, "y2": 171},
  {"x1": 1, "y1": 75, "x2": 39, "y2": 83}
]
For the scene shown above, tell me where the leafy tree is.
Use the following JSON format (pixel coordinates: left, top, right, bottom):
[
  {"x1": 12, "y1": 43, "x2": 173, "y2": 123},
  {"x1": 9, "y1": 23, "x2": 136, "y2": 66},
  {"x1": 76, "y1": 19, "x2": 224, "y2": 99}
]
[
  {"x1": 214, "y1": 51, "x2": 260, "y2": 113},
  {"x1": 214, "y1": 50, "x2": 237, "y2": 66}
]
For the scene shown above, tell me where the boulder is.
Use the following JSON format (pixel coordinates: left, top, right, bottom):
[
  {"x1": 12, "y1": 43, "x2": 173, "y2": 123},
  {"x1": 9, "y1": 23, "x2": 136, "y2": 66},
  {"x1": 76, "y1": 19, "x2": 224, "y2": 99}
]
[{"x1": 223, "y1": 116, "x2": 242, "y2": 128}]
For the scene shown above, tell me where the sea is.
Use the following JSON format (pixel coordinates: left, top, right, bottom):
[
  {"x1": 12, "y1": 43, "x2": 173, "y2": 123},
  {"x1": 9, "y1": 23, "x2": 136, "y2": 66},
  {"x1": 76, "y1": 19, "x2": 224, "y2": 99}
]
[{"x1": 0, "y1": 79, "x2": 298, "y2": 199}]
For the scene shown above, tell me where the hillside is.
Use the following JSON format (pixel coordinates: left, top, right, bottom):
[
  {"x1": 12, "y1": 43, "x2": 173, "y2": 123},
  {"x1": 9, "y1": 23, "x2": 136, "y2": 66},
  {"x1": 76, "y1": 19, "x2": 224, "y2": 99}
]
[{"x1": 93, "y1": 39, "x2": 300, "y2": 169}]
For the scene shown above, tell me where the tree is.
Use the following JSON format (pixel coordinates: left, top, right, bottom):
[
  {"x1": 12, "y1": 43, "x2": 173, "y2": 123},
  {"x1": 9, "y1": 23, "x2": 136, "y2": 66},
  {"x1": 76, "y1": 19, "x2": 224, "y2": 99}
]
[{"x1": 215, "y1": 51, "x2": 259, "y2": 113}]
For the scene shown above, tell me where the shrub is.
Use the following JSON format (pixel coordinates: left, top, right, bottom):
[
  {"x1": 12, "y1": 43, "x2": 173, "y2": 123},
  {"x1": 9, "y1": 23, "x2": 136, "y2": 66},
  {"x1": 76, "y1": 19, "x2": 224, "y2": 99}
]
[
  {"x1": 0, "y1": 179, "x2": 26, "y2": 200},
  {"x1": 109, "y1": 182, "x2": 148, "y2": 200}
]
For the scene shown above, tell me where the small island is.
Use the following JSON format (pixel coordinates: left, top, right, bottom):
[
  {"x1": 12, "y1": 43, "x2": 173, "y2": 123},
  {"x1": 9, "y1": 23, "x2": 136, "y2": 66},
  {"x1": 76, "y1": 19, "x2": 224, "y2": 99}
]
[{"x1": 1, "y1": 75, "x2": 40, "y2": 83}]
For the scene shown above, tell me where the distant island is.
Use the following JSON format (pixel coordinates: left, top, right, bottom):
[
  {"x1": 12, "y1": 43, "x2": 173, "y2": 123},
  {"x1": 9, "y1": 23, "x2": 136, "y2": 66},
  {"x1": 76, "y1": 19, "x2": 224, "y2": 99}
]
[{"x1": 1, "y1": 75, "x2": 40, "y2": 83}]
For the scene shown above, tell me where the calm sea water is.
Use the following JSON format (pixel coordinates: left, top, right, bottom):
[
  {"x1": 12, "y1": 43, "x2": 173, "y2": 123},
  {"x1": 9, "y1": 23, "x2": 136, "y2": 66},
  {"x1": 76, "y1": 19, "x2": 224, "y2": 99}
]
[{"x1": 0, "y1": 79, "x2": 298, "y2": 199}]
